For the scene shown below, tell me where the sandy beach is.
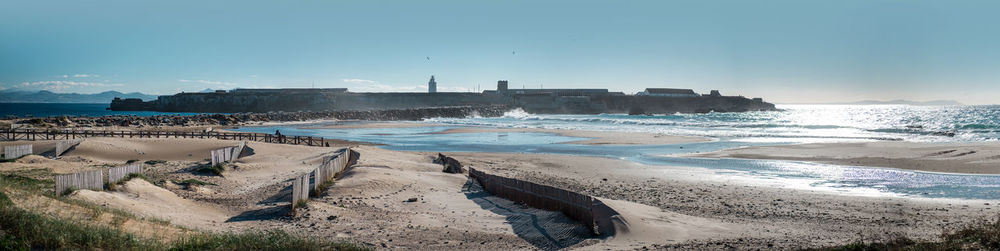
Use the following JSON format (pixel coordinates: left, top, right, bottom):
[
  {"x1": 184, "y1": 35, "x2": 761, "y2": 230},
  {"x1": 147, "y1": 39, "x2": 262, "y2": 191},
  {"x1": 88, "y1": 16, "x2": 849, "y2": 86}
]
[
  {"x1": 2, "y1": 131, "x2": 997, "y2": 250},
  {"x1": 692, "y1": 141, "x2": 1000, "y2": 174}
]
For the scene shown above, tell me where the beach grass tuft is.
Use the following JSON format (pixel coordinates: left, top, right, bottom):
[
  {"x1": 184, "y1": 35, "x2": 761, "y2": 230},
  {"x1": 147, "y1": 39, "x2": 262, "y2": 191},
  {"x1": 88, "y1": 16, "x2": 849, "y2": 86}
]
[
  {"x1": 0, "y1": 198, "x2": 160, "y2": 250},
  {"x1": 823, "y1": 215, "x2": 1000, "y2": 250},
  {"x1": 144, "y1": 160, "x2": 167, "y2": 166},
  {"x1": 195, "y1": 164, "x2": 225, "y2": 176},
  {"x1": 176, "y1": 179, "x2": 216, "y2": 187},
  {"x1": 106, "y1": 173, "x2": 150, "y2": 191},
  {"x1": 170, "y1": 230, "x2": 366, "y2": 251},
  {"x1": 0, "y1": 203, "x2": 366, "y2": 251},
  {"x1": 0, "y1": 174, "x2": 366, "y2": 251}
]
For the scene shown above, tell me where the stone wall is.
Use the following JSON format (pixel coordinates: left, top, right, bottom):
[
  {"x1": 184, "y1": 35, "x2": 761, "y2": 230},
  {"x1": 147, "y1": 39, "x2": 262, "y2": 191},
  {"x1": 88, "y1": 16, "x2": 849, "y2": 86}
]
[{"x1": 110, "y1": 89, "x2": 777, "y2": 115}]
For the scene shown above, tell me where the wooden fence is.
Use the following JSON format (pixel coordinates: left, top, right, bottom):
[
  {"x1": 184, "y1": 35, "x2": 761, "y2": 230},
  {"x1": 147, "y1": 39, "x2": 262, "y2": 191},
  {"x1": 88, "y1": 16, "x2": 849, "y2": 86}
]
[
  {"x1": 291, "y1": 148, "x2": 359, "y2": 211},
  {"x1": 55, "y1": 170, "x2": 104, "y2": 196},
  {"x1": 1, "y1": 128, "x2": 332, "y2": 148},
  {"x1": 55, "y1": 139, "x2": 84, "y2": 157},
  {"x1": 210, "y1": 142, "x2": 251, "y2": 166},
  {"x1": 468, "y1": 167, "x2": 618, "y2": 236},
  {"x1": 108, "y1": 163, "x2": 144, "y2": 184},
  {"x1": 3, "y1": 144, "x2": 32, "y2": 160},
  {"x1": 291, "y1": 174, "x2": 310, "y2": 209}
]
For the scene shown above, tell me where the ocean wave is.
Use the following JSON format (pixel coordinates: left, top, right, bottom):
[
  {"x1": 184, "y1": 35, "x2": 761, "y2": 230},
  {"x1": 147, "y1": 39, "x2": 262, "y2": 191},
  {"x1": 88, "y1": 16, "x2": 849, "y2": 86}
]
[{"x1": 429, "y1": 105, "x2": 1000, "y2": 143}]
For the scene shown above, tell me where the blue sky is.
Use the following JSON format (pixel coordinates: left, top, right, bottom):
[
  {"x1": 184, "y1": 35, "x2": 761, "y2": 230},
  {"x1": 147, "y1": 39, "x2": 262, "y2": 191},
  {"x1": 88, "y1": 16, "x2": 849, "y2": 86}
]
[{"x1": 1, "y1": 0, "x2": 999, "y2": 104}]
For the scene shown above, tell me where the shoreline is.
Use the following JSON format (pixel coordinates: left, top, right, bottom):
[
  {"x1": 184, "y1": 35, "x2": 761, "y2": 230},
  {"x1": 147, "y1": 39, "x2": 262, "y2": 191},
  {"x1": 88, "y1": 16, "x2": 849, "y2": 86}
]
[
  {"x1": 1, "y1": 135, "x2": 996, "y2": 249},
  {"x1": 691, "y1": 141, "x2": 1000, "y2": 175},
  {"x1": 429, "y1": 127, "x2": 712, "y2": 145}
]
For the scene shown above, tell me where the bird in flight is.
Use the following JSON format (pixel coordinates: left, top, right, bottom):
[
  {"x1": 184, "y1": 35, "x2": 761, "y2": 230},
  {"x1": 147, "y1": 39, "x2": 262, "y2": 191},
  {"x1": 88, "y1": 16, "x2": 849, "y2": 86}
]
[{"x1": 426, "y1": 56, "x2": 430, "y2": 60}]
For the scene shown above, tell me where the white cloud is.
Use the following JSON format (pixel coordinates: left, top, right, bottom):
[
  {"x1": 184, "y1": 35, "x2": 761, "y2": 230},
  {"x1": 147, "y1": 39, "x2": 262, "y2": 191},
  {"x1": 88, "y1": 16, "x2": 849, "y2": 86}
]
[
  {"x1": 342, "y1": 78, "x2": 378, "y2": 84},
  {"x1": 60, "y1": 74, "x2": 100, "y2": 78},
  {"x1": 249, "y1": 75, "x2": 258, "y2": 78},
  {"x1": 178, "y1": 79, "x2": 241, "y2": 87},
  {"x1": 18, "y1": 81, "x2": 123, "y2": 91}
]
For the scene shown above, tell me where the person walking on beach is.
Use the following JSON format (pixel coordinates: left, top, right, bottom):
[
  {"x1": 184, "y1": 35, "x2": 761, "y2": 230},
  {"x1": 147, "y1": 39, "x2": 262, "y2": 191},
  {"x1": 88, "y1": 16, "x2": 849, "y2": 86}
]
[{"x1": 275, "y1": 130, "x2": 283, "y2": 143}]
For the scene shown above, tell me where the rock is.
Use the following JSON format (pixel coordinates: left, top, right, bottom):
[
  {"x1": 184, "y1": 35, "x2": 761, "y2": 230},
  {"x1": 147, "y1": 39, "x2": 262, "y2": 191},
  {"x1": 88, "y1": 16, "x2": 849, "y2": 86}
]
[
  {"x1": 436, "y1": 154, "x2": 464, "y2": 174},
  {"x1": 406, "y1": 197, "x2": 418, "y2": 202}
]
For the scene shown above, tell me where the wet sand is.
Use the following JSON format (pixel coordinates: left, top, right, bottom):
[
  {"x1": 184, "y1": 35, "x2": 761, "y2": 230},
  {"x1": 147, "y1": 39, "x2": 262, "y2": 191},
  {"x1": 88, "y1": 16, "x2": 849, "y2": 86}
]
[
  {"x1": 2, "y1": 132, "x2": 996, "y2": 250},
  {"x1": 692, "y1": 141, "x2": 1000, "y2": 174}
]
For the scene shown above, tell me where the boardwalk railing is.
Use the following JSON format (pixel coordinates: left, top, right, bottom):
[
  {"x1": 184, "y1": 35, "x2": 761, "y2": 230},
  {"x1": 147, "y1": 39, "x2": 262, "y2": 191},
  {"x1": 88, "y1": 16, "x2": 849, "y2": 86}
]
[
  {"x1": 3, "y1": 144, "x2": 32, "y2": 160},
  {"x1": 1, "y1": 128, "x2": 332, "y2": 147},
  {"x1": 108, "y1": 163, "x2": 144, "y2": 184},
  {"x1": 55, "y1": 170, "x2": 104, "y2": 196},
  {"x1": 55, "y1": 139, "x2": 84, "y2": 158},
  {"x1": 468, "y1": 167, "x2": 618, "y2": 236},
  {"x1": 291, "y1": 148, "x2": 359, "y2": 211}
]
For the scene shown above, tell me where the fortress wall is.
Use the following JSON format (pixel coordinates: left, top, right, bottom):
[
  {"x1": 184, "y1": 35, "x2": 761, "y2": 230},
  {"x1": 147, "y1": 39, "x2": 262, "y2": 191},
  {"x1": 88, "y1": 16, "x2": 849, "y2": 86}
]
[
  {"x1": 147, "y1": 92, "x2": 509, "y2": 113},
  {"x1": 515, "y1": 95, "x2": 776, "y2": 114},
  {"x1": 329, "y1": 93, "x2": 510, "y2": 111},
  {"x1": 111, "y1": 89, "x2": 777, "y2": 115}
]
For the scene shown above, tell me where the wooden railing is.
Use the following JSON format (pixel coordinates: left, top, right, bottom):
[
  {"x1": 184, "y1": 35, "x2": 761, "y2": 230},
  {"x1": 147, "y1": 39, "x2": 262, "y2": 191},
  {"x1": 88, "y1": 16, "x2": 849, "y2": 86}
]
[{"x1": 1, "y1": 128, "x2": 332, "y2": 147}]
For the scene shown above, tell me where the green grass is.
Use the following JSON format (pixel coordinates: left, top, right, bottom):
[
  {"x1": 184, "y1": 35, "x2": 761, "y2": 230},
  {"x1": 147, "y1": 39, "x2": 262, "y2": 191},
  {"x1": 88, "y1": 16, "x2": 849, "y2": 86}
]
[
  {"x1": 106, "y1": 173, "x2": 150, "y2": 191},
  {"x1": 0, "y1": 195, "x2": 160, "y2": 250},
  {"x1": 170, "y1": 230, "x2": 365, "y2": 251},
  {"x1": 295, "y1": 200, "x2": 308, "y2": 209},
  {"x1": 144, "y1": 160, "x2": 167, "y2": 166},
  {"x1": 0, "y1": 191, "x2": 11, "y2": 206},
  {"x1": 0, "y1": 202, "x2": 366, "y2": 251},
  {"x1": 195, "y1": 164, "x2": 225, "y2": 176},
  {"x1": 821, "y1": 215, "x2": 1000, "y2": 250},
  {"x1": 0, "y1": 173, "x2": 52, "y2": 194},
  {"x1": 175, "y1": 179, "x2": 216, "y2": 187},
  {"x1": 0, "y1": 174, "x2": 367, "y2": 251},
  {"x1": 311, "y1": 180, "x2": 334, "y2": 197}
]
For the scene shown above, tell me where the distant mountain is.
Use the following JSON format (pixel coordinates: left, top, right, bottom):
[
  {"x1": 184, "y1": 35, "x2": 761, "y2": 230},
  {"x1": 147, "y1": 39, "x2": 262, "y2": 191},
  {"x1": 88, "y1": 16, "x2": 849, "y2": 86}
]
[
  {"x1": 829, "y1": 100, "x2": 964, "y2": 106},
  {"x1": 0, "y1": 90, "x2": 158, "y2": 103}
]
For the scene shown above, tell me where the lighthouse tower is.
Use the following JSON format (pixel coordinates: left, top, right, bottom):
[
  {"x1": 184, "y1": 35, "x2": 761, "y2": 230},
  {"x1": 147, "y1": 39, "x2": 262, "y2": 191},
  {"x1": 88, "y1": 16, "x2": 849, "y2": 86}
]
[{"x1": 428, "y1": 75, "x2": 437, "y2": 93}]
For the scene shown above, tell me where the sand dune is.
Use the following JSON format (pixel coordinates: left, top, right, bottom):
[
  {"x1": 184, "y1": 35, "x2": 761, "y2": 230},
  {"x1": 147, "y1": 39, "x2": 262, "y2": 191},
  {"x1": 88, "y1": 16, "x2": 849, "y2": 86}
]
[
  {"x1": 73, "y1": 179, "x2": 231, "y2": 231},
  {"x1": 64, "y1": 137, "x2": 238, "y2": 162},
  {"x1": 4, "y1": 135, "x2": 994, "y2": 249}
]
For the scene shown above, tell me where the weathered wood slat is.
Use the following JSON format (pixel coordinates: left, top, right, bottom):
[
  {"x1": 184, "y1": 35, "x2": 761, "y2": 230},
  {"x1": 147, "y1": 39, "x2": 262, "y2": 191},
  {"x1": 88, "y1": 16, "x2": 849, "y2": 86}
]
[
  {"x1": 54, "y1": 139, "x2": 84, "y2": 158},
  {"x1": 468, "y1": 167, "x2": 609, "y2": 235},
  {"x1": 2, "y1": 144, "x2": 32, "y2": 159},
  {"x1": 55, "y1": 170, "x2": 103, "y2": 196},
  {"x1": 108, "y1": 163, "x2": 144, "y2": 184}
]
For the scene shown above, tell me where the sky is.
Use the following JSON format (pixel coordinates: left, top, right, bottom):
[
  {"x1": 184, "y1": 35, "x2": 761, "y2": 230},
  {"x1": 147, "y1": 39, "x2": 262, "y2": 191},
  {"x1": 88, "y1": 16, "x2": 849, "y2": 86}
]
[{"x1": 1, "y1": 0, "x2": 999, "y2": 104}]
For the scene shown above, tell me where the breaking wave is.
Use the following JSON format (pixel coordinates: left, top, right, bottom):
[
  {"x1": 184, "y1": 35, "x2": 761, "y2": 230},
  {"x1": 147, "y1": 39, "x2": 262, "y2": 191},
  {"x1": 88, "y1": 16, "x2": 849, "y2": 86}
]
[{"x1": 425, "y1": 105, "x2": 1000, "y2": 143}]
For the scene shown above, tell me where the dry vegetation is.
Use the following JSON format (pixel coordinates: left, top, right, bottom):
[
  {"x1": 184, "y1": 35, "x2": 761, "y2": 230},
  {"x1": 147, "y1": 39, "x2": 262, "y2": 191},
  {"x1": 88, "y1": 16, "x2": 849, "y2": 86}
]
[{"x1": 0, "y1": 170, "x2": 367, "y2": 250}]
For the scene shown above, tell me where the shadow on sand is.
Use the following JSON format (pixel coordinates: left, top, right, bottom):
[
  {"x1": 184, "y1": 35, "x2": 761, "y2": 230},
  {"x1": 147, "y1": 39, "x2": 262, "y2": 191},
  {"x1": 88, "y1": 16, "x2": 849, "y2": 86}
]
[
  {"x1": 227, "y1": 182, "x2": 294, "y2": 222},
  {"x1": 226, "y1": 204, "x2": 289, "y2": 222},
  {"x1": 463, "y1": 178, "x2": 592, "y2": 251}
]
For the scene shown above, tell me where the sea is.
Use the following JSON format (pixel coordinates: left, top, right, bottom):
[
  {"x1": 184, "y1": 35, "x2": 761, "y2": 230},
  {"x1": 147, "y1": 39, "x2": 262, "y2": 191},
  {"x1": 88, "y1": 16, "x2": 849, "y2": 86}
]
[
  {"x1": 5, "y1": 103, "x2": 1000, "y2": 200},
  {"x1": 0, "y1": 103, "x2": 206, "y2": 118}
]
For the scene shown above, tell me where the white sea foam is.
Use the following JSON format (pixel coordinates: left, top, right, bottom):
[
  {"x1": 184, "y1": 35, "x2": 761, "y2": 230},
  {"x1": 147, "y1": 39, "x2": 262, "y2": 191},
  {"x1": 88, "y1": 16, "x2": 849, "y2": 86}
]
[{"x1": 426, "y1": 104, "x2": 1000, "y2": 143}]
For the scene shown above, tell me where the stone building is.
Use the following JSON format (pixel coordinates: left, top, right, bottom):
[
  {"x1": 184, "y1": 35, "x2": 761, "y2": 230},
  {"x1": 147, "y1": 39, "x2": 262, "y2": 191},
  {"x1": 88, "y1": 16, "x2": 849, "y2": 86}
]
[{"x1": 428, "y1": 75, "x2": 437, "y2": 93}]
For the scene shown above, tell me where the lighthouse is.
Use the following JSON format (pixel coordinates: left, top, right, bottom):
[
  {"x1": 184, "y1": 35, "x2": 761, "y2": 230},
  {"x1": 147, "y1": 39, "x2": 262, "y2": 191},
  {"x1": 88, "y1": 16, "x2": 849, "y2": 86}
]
[{"x1": 428, "y1": 75, "x2": 437, "y2": 93}]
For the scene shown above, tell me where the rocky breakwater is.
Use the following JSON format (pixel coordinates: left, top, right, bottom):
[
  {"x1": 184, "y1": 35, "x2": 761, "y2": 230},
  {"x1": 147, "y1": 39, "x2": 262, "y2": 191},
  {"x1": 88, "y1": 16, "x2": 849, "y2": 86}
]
[{"x1": 6, "y1": 105, "x2": 510, "y2": 129}]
